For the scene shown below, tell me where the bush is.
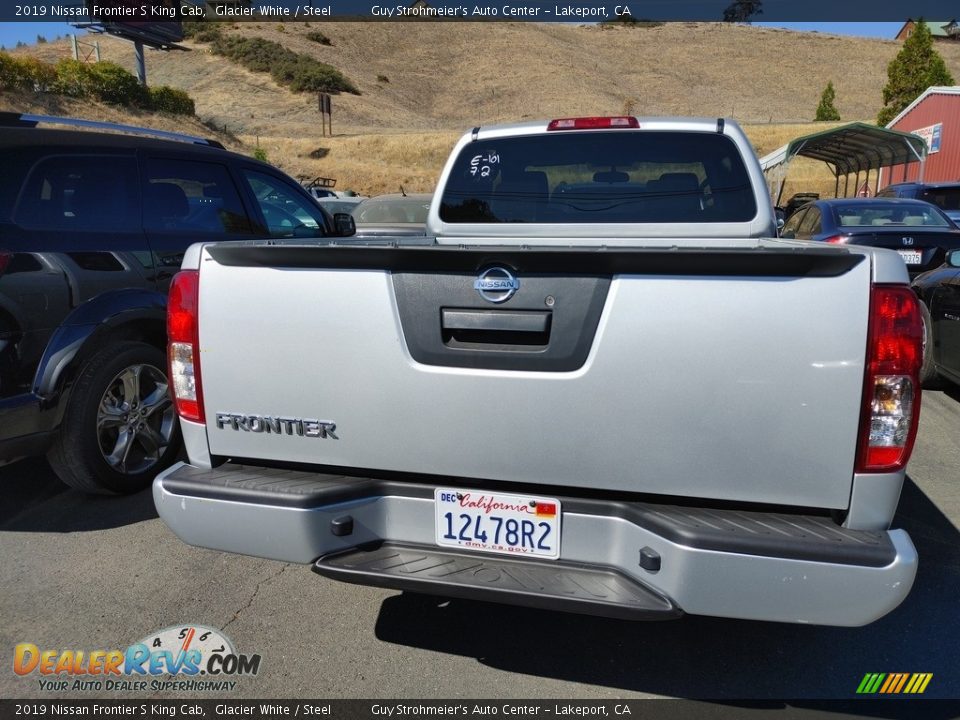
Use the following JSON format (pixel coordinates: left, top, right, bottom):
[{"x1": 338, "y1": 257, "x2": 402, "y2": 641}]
[
  {"x1": 182, "y1": 21, "x2": 224, "y2": 43},
  {"x1": 2, "y1": 54, "x2": 199, "y2": 115},
  {"x1": 0, "y1": 52, "x2": 29, "y2": 90},
  {"x1": 211, "y1": 35, "x2": 359, "y2": 95},
  {"x1": 376, "y1": 74, "x2": 389, "y2": 83},
  {"x1": 306, "y1": 31, "x2": 331, "y2": 46},
  {"x1": 0, "y1": 52, "x2": 56, "y2": 91},
  {"x1": 53, "y1": 58, "x2": 94, "y2": 96},
  {"x1": 86, "y1": 62, "x2": 150, "y2": 106},
  {"x1": 253, "y1": 146, "x2": 268, "y2": 163},
  {"x1": 149, "y1": 86, "x2": 195, "y2": 115}
]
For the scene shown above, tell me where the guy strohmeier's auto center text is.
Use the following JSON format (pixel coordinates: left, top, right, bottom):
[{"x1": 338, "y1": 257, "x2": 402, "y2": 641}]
[{"x1": 364, "y1": 4, "x2": 632, "y2": 18}]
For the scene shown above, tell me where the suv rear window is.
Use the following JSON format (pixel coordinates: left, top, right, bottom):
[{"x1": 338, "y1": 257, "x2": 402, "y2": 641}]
[
  {"x1": 15, "y1": 154, "x2": 139, "y2": 232},
  {"x1": 439, "y1": 131, "x2": 757, "y2": 224},
  {"x1": 921, "y1": 187, "x2": 960, "y2": 213}
]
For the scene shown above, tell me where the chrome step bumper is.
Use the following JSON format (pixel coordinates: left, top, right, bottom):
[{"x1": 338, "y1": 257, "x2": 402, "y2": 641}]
[{"x1": 154, "y1": 461, "x2": 918, "y2": 626}]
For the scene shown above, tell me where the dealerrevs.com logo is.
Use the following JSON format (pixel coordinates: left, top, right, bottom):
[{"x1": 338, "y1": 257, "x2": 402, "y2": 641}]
[{"x1": 13, "y1": 625, "x2": 261, "y2": 693}]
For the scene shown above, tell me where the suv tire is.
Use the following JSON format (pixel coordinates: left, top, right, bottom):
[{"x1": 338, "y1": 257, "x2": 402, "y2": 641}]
[
  {"x1": 48, "y1": 341, "x2": 180, "y2": 494},
  {"x1": 919, "y1": 301, "x2": 940, "y2": 389}
]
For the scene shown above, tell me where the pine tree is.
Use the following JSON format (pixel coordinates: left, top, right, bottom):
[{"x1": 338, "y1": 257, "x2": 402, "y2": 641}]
[
  {"x1": 815, "y1": 81, "x2": 840, "y2": 121},
  {"x1": 722, "y1": 0, "x2": 762, "y2": 22},
  {"x1": 877, "y1": 20, "x2": 955, "y2": 125}
]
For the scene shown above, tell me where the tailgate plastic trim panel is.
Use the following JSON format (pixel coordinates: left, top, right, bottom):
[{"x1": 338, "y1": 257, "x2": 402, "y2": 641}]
[{"x1": 203, "y1": 243, "x2": 865, "y2": 277}]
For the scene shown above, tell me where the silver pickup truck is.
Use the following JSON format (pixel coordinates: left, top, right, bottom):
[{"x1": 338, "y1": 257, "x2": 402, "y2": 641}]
[{"x1": 154, "y1": 117, "x2": 924, "y2": 626}]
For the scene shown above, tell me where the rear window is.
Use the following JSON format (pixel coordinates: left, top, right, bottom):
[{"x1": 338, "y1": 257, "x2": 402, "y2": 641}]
[
  {"x1": 833, "y1": 203, "x2": 950, "y2": 228},
  {"x1": 15, "y1": 154, "x2": 139, "y2": 232},
  {"x1": 921, "y1": 187, "x2": 960, "y2": 213},
  {"x1": 439, "y1": 131, "x2": 757, "y2": 224}
]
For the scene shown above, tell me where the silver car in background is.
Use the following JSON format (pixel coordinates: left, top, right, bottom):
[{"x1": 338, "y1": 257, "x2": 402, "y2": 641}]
[{"x1": 352, "y1": 192, "x2": 432, "y2": 238}]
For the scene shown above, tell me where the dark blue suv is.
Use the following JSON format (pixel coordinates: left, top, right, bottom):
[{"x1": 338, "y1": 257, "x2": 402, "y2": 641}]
[
  {"x1": 877, "y1": 182, "x2": 960, "y2": 225},
  {"x1": 0, "y1": 113, "x2": 354, "y2": 493}
]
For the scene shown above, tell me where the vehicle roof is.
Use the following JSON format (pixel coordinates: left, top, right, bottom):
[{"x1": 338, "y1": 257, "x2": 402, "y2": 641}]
[
  {"x1": 883, "y1": 181, "x2": 960, "y2": 189},
  {"x1": 0, "y1": 127, "x2": 258, "y2": 165},
  {"x1": 474, "y1": 116, "x2": 728, "y2": 135},
  {"x1": 360, "y1": 193, "x2": 432, "y2": 202},
  {"x1": 815, "y1": 197, "x2": 942, "y2": 206}
]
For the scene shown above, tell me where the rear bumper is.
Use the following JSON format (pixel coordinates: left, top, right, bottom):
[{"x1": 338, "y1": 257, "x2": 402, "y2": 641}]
[{"x1": 154, "y1": 461, "x2": 917, "y2": 626}]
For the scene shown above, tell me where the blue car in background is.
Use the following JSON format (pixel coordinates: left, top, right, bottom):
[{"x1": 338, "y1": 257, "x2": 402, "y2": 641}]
[{"x1": 877, "y1": 182, "x2": 960, "y2": 225}]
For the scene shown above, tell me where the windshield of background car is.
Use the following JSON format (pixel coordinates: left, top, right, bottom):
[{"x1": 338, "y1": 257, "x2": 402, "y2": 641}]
[
  {"x1": 920, "y1": 187, "x2": 960, "y2": 214},
  {"x1": 353, "y1": 197, "x2": 431, "y2": 224},
  {"x1": 319, "y1": 199, "x2": 362, "y2": 215},
  {"x1": 439, "y1": 131, "x2": 757, "y2": 223},
  {"x1": 833, "y1": 202, "x2": 951, "y2": 228}
]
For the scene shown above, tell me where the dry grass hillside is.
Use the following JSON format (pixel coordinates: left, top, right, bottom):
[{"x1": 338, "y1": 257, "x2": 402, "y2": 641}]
[{"x1": 7, "y1": 23, "x2": 958, "y2": 196}]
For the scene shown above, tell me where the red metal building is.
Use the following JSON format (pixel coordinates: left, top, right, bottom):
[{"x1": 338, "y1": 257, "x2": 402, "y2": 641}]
[{"x1": 883, "y1": 86, "x2": 960, "y2": 186}]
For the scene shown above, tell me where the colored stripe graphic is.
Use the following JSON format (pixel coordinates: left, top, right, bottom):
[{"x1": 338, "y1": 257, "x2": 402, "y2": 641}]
[
  {"x1": 879, "y1": 674, "x2": 897, "y2": 693},
  {"x1": 893, "y1": 673, "x2": 910, "y2": 693},
  {"x1": 856, "y1": 672, "x2": 932, "y2": 694}
]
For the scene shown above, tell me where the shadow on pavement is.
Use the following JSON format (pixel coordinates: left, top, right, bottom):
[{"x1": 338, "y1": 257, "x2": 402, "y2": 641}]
[
  {"x1": 373, "y1": 478, "x2": 959, "y2": 708},
  {"x1": 0, "y1": 456, "x2": 157, "y2": 532},
  {"x1": 943, "y1": 381, "x2": 960, "y2": 404}
]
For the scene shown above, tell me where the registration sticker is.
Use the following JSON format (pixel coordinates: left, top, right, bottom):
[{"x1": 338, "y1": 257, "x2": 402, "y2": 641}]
[
  {"x1": 897, "y1": 250, "x2": 922, "y2": 265},
  {"x1": 434, "y1": 488, "x2": 561, "y2": 559}
]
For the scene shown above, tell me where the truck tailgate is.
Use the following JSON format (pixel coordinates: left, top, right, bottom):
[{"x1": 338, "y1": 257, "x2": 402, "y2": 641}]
[{"x1": 196, "y1": 244, "x2": 870, "y2": 510}]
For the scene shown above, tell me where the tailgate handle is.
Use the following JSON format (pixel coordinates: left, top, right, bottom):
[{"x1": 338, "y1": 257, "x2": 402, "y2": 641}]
[{"x1": 441, "y1": 309, "x2": 550, "y2": 333}]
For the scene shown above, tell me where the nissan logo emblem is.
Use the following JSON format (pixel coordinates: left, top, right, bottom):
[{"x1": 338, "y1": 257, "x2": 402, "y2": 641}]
[{"x1": 474, "y1": 266, "x2": 520, "y2": 303}]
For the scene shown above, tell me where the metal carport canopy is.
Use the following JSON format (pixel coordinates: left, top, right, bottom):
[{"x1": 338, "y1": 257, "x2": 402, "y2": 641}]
[
  {"x1": 759, "y1": 122, "x2": 927, "y2": 175},
  {"x1": 759, "y1": 122, "x2": 928, "y2": 202}
]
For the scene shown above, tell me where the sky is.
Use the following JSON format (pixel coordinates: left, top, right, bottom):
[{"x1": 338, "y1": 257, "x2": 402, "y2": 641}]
[
  {"x1": 0, "y1": 21, "x2": 906, "y2": 49},
  {"x1": 755, "y1": 22, "x2": 904, "y2": 38}
]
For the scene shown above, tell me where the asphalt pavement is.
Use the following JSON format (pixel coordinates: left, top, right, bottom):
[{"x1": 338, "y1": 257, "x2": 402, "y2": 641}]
[{"x1": 1, "y1": 389, "x2": 959, "y2": 704}]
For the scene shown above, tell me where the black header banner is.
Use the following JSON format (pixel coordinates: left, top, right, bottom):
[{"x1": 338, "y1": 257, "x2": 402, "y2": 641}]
[
  {"x1": 6, "y1": 0, "x2": 960, "y2": 22},
  {"x1": 2, "y1": 700, "x2": 960, "y2": 720}
]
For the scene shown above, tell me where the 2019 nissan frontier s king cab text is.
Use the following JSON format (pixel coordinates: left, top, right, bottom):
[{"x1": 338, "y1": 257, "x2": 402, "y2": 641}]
[{"x1": 154, "y1": 117, "x2": 923, "y2": 626}]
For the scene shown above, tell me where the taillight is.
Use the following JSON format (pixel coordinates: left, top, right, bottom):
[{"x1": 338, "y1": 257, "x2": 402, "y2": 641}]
[
  {"x1": 855, "y1": 285, "x2": 922, "y2": 473},
  {"x1": 547, "y1": 117, "x2": 639, "y2": 131},
  {"x1": 823, "y1": 235, "x2": 848, "y2": 244},
  {"x1": 167, "y1": 270, "x2": 204, "y2": 423},
  {"x1": 0, "y1": 251, "x2": 12, "y2": 276}
]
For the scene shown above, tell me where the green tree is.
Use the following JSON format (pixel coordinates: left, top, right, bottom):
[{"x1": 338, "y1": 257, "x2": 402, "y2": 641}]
[
  {"x1": 815, "y1": 81, "x2": 840, "y2": 121},
  {"x1": 877, "y1": 20, "x2": 954, "y2": 125},
  {"x1": 722, "y1": 0, "x2": 762, "y2": 22}
]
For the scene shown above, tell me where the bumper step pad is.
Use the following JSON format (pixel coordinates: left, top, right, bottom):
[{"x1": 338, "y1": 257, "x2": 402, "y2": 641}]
[{"x1": 313, "y1": 542, "x2": 681, "y2": 620}]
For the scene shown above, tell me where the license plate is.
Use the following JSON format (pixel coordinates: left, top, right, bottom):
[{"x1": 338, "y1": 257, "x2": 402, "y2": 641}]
[
  {"x1": 897, "y1": 250, "x2": 922, "y2": 265},
  {"x1": 434, "y1": 488, "x2": 561, "y2": 559}
]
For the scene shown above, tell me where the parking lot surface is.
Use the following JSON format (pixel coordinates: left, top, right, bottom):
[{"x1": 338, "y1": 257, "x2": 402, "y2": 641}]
[{"x1": 1, "y1": 389, "x2": 958, "y2": 701}]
